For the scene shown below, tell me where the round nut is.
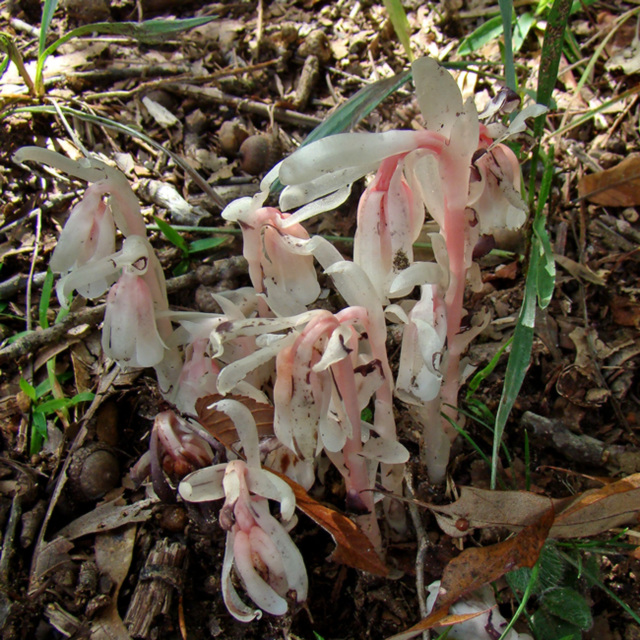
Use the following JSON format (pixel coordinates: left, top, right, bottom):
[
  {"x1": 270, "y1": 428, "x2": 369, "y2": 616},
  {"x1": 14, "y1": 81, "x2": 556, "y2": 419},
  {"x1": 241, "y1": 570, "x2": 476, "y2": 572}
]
[
  {"x1": 68, "y1": 444, "x2": 119, "y2": 503},
  {"x1": 218, "y1": 120, "x2": 249, "y2": 157},
  {"x1": 238, "y1": 134, "x2": 282, "y2": 175}
]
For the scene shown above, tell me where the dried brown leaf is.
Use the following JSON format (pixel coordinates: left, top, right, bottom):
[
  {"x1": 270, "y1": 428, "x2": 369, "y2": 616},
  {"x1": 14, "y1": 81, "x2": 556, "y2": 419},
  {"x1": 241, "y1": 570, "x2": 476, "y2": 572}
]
[
  {"x1": 196, "y1": 393, "x2": 275, "y2": 447},
  {"x1": 273, "y1": 471, "x2": 390, "y2": 577},
  {"x1": 428, "y1": 474, "x2": 640, "y2": 539},
  {"x1": 578, "y1": 156, "x2": 640, "y2": 206},
  {"x1": 388, "y1": 509, "x2": 554, "y2": 640}
]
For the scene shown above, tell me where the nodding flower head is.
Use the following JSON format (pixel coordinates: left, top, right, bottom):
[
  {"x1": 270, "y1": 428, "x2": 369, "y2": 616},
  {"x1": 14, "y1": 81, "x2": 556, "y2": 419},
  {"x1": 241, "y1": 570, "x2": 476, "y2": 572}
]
[
  {"x1": 50, "y1": 185, "x2": 117, "y2": 298},
  {"x1": 101, "y1": 238, "x2": 166, "y2": 368},
  {"x1": 178, "y1": 399, "x2": 307, "y2": 622},
  {"x1": 222, "y1": 199, "x2": 320, "y2": 316}
]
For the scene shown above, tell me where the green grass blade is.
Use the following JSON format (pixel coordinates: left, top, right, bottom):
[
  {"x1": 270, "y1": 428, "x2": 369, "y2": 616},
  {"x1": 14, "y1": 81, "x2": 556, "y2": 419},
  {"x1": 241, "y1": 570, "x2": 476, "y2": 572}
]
[
  {"x1": 499, "y1": 0, "x2": 517, "y2": 90},
  {"x1": 153, "y1": 216, "x2": 188, "y2": 254},
  {"x1": 383, "y1": 0, "x2": 414, "y2": 62},
  {"x1": 501, "y1": 560, "x2": 540, "y2": 640},
  {"x1": 39, "y1": 269, "x2": 54, "y2": 330},
  {"x1": 458, "y1": 16, "x2": 504, "y2": 56},
  {"x1": 303, "y1": 69, "x2": 412, "y2": 147},
  {"x1": 40, "y1": 16, "x2": 216, "y2": 62},
  {"x1": 513, "y1": 12, "x2": 536, "y2": 53},
  {"x1": 39, "y1": 0, "x2": 59, "y2": 57},
  {"x1": 491, "y1": 249, "x2": 537, "y2": 490},
  {"x1": 536, "y1": 0, "x2": 572, "y2": 109},
  {"x1": 188, "y1": 237, "x2": 229, "y2": 254},
  {"x1": 270, "y1": 69, "x2": 411, "y2": 193},
  {"x1": 466, "y1": 336, "x2": 513, "y2": 399}
]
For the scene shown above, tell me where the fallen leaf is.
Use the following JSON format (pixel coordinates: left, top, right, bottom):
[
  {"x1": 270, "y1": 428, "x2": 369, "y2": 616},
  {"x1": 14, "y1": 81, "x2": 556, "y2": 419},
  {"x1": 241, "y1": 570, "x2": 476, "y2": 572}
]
[
  {"x1": 91, "y1": 525, "x2": 137, "y2": 640},
  {"x1": 578, "y1": 156, "x2": 640, "y2": 206},
  {"x1": 554, "y1": 254, "x2": 606, "y2": 286},
  {"x1": 610, "y1": 295, "x2": 640, "y2": 328},
  {"x1": 196, "y1": 394, "x2": 275, "y2": 448},
  {"x1": 273, "y1": 471, "x2": 389, "y2": 577},
  {"x1": 427, "y1": 474, "x2": 640, "y2": 539},
  {"x1": 54, "y1": 498, "x2": 155, "y2": 541},
  {"x1": 388, "y1": 509, "x2": 554, "y2": 640}
]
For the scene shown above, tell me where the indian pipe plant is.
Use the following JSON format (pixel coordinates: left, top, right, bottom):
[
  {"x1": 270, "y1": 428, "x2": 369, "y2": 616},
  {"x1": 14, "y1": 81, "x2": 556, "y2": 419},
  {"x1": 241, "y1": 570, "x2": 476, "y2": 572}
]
[{"x1": 14, "y1": 57, "x2": 545, "y2": 623}]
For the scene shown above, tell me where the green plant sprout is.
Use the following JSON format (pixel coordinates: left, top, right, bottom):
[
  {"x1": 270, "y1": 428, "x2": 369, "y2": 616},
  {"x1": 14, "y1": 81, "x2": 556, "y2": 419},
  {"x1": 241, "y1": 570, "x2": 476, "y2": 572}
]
[
  {"x1": 0, "y1": 0, "x2": 215, "y2": 99},
  {"x1": 19, "y1": 269, "x2": 94, "y2": 453},
  {"x1": 152, "y1": 217, "x2": 230, "y2": 276}
]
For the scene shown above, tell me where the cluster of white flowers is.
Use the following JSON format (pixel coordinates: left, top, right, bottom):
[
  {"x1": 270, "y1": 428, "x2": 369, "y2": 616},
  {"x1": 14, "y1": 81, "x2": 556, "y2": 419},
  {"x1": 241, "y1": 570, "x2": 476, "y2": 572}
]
[{"x1": 16, "y1": 57, "x2": 544, "y2": 623}]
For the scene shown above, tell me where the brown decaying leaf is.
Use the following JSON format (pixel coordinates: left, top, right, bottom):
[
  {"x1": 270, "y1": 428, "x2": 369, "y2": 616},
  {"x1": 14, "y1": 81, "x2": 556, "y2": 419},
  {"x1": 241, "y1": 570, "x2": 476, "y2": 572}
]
[
  {"x1": 610, "y1": 295, "x2": 640, "y2": 328},
  {"x1": 388, "y1": 509, "x2": 554, "y2": 640},
  {"x1": 196, "y1": 393, "x2": 275, "y2": 447},
  {"x1": 578, "y1": 156, "x2": 640, "y2": 206},
  {"x1": 272, "y1": 470, "x2": 390, "y2": 577},
  {"x1": 428, "y1": 474, "x2": 640, "y2": 540}
]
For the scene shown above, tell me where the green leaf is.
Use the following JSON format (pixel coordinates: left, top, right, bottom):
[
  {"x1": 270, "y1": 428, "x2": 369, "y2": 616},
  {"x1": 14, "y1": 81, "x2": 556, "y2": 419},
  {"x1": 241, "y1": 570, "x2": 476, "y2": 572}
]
[
  {"x1": 39, "y1": 269, "x2": 55, "y2": 330},
  {"x1": 172, "y1": 260, "x2": 190, "y2": 277},
  {"x1": 34, "y1": 391, "x2": 93, "y2": 414},
  {"x1": 466, "y1": 336, "x2": 513, "y2": 398},
  {"x1": 531, "y1": 148, "x2": 556, "y2": 309},
  {"x1": 499, "y1": 0, "x2": 517, "y2": 90},
  {"x1": 187, "y1": 236, "x2": 229, "y2": 254},
  {"x1": 491, "y1": 246, "x2": 538, "y2": 489},
  {"x1": 153, "y1": 216, "x2": 188, "y2": 254},
  {"x1": 383, "y1": 0, "x2": 414, "y2": 62},
  {"x1": 531, "y1": 609, "x2": 582, "y2": 640},
  {"x1": 41, "y1": 16, "x2": 216, "y2": 61},
  {"x1": 458, "y1": 15, "x2": 504, "y2": 56},
  {"x1": 513, "y1": 12, "x2": 537, "y2": 52},
  {"x1": 19, "y1": 377, "x2": 37, "y2": 402},
  {"x1": 541, "y1": 588, "x2": 593, "y2": 629},
  {"x1": 39, "y1": 0, "x2": 59, "y2": 57},
  {"x1": 535, "y1": 0, "x2": 572, "y2": 110},
  {"x1": 30, "y1": 411, "x2": 48, "y2": 455}
]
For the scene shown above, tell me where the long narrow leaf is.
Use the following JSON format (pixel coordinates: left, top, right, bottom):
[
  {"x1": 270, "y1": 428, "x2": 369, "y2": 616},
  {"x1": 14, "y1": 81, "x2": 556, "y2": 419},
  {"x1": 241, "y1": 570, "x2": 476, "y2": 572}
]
[
  {"x1": 491, "y1": 249, "x2": 538, "y2": 489},
  {"x1": 458, "y1": 16, "x2": 504, "y2": 56},
  {"x1": 41, "y1": 16, "x2": 216, "y2": 62},
  {"x1": 39, "y1": 0, "x2": 59, "y2": 57},
  {"x1": 39, "y1": 269, "x2": 55, "y2": 330},
  {"x1": 499, "y1": 0, "x2": 517, "y2": 90},
  {"x1": 270, "y1": 69, "x2": 412, "y2": 193},
  {"x1": 383, "y1": 0, "x2": 414, "y2": 62}
]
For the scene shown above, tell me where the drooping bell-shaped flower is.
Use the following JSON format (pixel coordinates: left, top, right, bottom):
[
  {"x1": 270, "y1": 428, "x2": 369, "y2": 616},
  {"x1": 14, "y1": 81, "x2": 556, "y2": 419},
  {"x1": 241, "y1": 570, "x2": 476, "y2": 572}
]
[
  {"x1": 102, "y1": 266, "x2": 166, "y2": 368},
  {"x1": 179, "y1": 399, "x2": 307, "y2": 622},
  {"x1": 222, "y1": 198, "x2": 320, "y2": 316},
  {"x1": 50, "y1": 188, "x2": 117, "y2": 299}
]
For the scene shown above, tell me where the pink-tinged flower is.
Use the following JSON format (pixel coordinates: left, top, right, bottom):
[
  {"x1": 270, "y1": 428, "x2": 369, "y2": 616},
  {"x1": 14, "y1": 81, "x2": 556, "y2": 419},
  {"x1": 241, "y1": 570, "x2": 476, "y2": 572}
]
[
  {"x1": 102, "y1": 269, "x2": 166, "y2": 368},
  {"x1": 222, "y1": 199, "x2": 320, "y2": 316},
  {"x1": 395, "y1": 284, "x2": 447, "y2": 405},
  {"x1": 50, "y1": 188, "x2": 116, "y2": 298},
  {"x1": 179, "y1": 399, "x2": 306, "y2": 622}
]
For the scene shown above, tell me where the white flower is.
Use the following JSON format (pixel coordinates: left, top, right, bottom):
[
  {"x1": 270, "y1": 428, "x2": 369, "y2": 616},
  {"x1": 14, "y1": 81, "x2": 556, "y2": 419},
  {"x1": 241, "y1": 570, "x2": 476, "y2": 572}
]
[
  {"x1": 50, "y1": 186, "x2": 117, "y2": 299},
  {"x1": 178, "y1": 399, "x2": 307, "y2": 622},
  {"x1": 426, "y1": 580, "x2": 533, "y2": 640},
  {"x1": 102, "y1": 267, "x2": 166, "y2": 368}
]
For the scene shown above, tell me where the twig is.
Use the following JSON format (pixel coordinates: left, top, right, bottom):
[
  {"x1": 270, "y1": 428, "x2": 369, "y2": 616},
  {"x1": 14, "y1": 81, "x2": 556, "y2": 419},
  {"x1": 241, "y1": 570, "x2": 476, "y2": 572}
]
[
  {"x1": 404, "y1": 468, "x2": 430, "y2": 640},
  {"x1": 25, "y1": 209, "x2": 42, "y2": 333},
  {"x1": 165, "y1": 83, "x2": 322, "y2": 129}
]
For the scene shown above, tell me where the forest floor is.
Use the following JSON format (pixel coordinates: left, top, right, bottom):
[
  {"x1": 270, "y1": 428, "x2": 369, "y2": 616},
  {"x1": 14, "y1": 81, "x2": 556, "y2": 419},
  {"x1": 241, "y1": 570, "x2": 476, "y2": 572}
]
[{"x1": 1, "y1": 1, "x2": 640, "y2": 639}]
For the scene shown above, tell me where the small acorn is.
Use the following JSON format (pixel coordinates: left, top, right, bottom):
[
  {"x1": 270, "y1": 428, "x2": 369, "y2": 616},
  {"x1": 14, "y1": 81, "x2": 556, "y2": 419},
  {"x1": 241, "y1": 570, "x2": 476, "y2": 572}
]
[
  {"x1": 238, "y1": 134, "x2": 282, "y2": 176},
  {"x1": 218, "y1": 120, "x2": 249, "y2": 157},
  {"x1": 68, "y1": 444, "x2": 119, "y2": 503}
]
